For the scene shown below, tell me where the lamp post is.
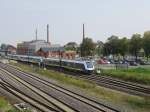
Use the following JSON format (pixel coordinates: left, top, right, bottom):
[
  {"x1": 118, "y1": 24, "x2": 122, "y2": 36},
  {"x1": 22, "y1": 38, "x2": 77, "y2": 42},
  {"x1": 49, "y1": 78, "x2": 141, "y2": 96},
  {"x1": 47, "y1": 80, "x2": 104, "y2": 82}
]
[
  {"x1": 27, "y1": 49, "x2": 29, "y2": 64},
  {"x1": 59, "y1": 49, "x2": 62, "y2": 68}
]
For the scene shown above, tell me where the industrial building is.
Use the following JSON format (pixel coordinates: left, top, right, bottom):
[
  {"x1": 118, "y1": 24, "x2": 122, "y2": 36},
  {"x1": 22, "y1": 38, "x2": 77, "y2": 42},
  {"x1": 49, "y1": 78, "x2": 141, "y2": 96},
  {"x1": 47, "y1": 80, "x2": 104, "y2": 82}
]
[
  {"x1": 17, "y1": 24, "x2": 51, "y2": 55},
  {"x1": 17, "y1": 40, "x2": 51, "y2": 55},
  {"x1": 16, "y1": 24, "x2": 78, "y2": 59}
]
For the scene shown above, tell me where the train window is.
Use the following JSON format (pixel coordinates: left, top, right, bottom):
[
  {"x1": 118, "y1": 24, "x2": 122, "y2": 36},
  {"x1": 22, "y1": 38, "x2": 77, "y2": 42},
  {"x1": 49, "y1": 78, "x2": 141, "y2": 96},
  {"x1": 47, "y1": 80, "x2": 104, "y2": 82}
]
[
  {"x1": 86, "y1": 62, "x2": 93, "y2": 68},
  {"x1": 75, "y1": 63, "x2": 85, "y2": 70},
  {"x1": 62, "y1": 61, "x2": 67, "y2": 66}
]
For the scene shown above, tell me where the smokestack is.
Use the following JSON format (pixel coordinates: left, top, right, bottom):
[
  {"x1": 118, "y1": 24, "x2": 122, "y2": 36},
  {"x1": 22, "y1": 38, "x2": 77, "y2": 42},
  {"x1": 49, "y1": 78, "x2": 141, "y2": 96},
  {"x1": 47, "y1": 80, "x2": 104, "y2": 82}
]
[
  {"x1": 47, "y1": 24, "x2": 49, "y2": 43},
  {"x1": 35, "y1": 28, "x2": 38, "y2": 40},
  {"x1": 83, "y1": 24, "x2": 85, "y2": 42}
]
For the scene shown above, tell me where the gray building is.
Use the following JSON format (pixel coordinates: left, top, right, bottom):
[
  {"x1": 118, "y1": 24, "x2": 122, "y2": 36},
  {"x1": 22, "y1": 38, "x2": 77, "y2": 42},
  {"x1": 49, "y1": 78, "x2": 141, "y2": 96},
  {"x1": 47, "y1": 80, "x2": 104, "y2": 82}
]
[
  {"x1": 17, "y1": 40, "x2": 51, "y2": 55},
  {"x1": 16, "y1": 24, "x2": 65, "y2": 56}
]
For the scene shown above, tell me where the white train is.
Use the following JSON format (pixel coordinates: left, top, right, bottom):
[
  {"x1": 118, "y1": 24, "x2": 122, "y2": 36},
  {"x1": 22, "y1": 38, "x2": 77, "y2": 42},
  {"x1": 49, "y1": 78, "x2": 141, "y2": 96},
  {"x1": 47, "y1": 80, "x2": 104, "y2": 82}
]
[{"x1": 7, "y1": 54, "x2": 94, "y2": 73}]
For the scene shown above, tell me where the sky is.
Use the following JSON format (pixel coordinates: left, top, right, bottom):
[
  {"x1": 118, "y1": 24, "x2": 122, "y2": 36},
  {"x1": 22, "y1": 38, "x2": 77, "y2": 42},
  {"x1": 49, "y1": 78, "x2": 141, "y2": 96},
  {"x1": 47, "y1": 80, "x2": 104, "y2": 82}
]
[{"x1": 0, "y1": 0, "x2": 150, "y2": 46}]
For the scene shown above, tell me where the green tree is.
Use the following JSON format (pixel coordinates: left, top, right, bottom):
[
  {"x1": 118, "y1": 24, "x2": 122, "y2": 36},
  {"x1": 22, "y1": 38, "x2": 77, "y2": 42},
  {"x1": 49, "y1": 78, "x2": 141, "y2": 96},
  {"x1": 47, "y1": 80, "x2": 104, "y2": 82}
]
[
  {"x1": 103, "y1": 42, "x2": 111, "y2": 56},
  {"x1": 96, "y1": 40, "x2": 104, "y2": 56},
  {"x1": 104, "y1": 35, "x2": 120, "y2": 58},
  {"x1": 80, "y1": 37, "x2": 96, "y2": 57},
  {"x1": 64, "y1": 42, "x2": 78, "y2": 51},
  {"x1": 129, "y1": 34, "x2": 142, "y2": 61},
  {"x1": 1, "y1": 43, "x2": 7, "y2": 50},
  {"x1": 118, "y1": 37, "x2": 129, "y2": 58},
  {"x1": 143, "y1": 31, "x2": 150, "y2": 61}
]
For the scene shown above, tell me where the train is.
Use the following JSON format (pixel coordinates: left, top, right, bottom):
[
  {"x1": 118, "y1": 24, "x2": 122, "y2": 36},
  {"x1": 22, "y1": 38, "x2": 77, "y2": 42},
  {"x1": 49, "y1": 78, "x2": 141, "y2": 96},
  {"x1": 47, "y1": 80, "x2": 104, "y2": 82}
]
[{"x1": 6, "y1": 54, "x2": 95, "y2": 73}]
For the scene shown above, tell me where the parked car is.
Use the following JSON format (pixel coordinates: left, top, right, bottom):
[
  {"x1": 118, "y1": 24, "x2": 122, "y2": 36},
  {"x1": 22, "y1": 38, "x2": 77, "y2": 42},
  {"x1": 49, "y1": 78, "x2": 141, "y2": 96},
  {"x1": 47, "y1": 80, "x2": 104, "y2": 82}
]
[
  {"x1": 109, "y1": 59, "x2": 115, "y2": 64},
  {"x1": 146, "y1": 61, "x2": 150, "y2": 65},
  {"x1": 139, "y1": 61, "x2": 148, "y2": 65},
  {"x1": 97, "y1": 59, "x2": 107, "y2": 64},
  {"x1": 103, "y1": 59, "x2": 111, "y2": 64},
  {"x1": 128, "y1": 61, "x2": 138, "y2": 66},
  {"x1": 122, "y1": 60, "x2": 129, "y2": 64}
]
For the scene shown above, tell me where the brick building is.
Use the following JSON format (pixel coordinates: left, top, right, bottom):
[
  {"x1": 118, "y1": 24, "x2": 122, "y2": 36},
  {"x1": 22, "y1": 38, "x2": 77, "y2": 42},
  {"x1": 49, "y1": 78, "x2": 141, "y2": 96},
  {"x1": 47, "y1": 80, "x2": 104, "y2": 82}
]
[{"x1": 36, "y1": 47, "x2": 77, "y2": 59}]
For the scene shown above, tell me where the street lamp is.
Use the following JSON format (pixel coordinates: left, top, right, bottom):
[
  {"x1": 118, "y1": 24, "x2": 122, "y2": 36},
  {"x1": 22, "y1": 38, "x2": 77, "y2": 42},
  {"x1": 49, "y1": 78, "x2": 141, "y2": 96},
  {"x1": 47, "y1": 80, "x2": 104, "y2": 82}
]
[{"x1": 59, "y1": 49, "x2": 62, "y2": 67}]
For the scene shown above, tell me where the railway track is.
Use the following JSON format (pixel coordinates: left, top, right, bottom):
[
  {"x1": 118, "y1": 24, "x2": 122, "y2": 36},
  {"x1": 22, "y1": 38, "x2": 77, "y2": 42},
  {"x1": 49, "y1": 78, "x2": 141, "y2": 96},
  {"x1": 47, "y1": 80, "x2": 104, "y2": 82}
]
[
  {"x1": 43, "y1": 64, "x2": 150, "y2": 97},
  {"x1": 62, "y1": 70, "x2": 150, "y2": 97},
  {"x1": 0, "y1": 63, "x2": 120, "y2": 112},
  {"x1": 37, "y1": 63, "x2": 150, "y2": 97},
  {"x1": 3, "y1": 62, "x2": 150, "y2": 97},
  {"x1": 0, "y1": 73, "x2": 62, "y2": 112},
  {"x1": 0, "y1": 80, "x2": 59, "y2": 112},
  {"x1": 0, "y1": 68, "x2": 79, "y2": 112},
  {"x1": 78, "y1": 74, "x2": 150, "y2": 97}
]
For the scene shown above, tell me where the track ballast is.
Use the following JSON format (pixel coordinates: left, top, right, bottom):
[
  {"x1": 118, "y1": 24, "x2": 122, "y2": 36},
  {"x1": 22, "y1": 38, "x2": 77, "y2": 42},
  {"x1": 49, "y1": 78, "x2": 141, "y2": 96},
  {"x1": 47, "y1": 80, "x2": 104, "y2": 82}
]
[{"x1": 0, "y1": 63, "x2": 120, "y2": 112}]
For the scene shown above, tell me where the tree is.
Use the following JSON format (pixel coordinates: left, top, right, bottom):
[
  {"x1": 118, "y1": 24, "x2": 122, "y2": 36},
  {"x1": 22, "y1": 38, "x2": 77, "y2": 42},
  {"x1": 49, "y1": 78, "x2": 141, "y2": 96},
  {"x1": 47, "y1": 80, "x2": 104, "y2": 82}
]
[
  {"x1": 96, "y1": 40, "x2": 104, "y2": 56},
  {"x1": 143, "y1": 31, "x2": 150, "y2": 61},
  {"x1": 104, "y1": 35, "x2": 120, "y2": 58},
  {"x1": 129, "y1": 34, "x2": 142, "y2": 61},
  {"x1": 1, "y1": 43, "x2": 7, "y2": 50},
  {"x1": 103, "y1": 42, "x2": 111, "y2": 56},
  {"x1": 80, "y1": 37, "x2": 96, "y2": 57},
  {"x1": 118, "y1": 37, "x2": 129, "y2": 58},
  {"x1": 64, "y1": 42, "x2": 78, "y2": 51}
]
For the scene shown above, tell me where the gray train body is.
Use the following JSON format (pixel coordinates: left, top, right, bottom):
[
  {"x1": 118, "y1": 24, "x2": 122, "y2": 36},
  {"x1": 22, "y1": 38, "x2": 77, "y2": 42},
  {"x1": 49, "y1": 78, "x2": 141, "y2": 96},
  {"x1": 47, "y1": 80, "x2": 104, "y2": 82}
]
[{"x1": 7, "y1": 54, "x2": 94, "y2": 73}]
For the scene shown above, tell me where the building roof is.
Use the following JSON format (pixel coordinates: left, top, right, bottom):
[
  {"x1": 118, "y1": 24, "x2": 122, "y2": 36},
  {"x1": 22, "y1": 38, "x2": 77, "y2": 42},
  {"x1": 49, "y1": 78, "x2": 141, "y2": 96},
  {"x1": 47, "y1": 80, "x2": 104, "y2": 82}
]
[
  {"x1": 40, "y1": 47, "x2": 64, "y2": 52},
  {"x1": 18, "y1": 40, "x2": 50, "y2": 46},
  {"x1": 7, "y1": 45, "x2": 16, "y2": 50},
  {"x1": 50, "y1": 44, "x2": 61, "y2": 47}
]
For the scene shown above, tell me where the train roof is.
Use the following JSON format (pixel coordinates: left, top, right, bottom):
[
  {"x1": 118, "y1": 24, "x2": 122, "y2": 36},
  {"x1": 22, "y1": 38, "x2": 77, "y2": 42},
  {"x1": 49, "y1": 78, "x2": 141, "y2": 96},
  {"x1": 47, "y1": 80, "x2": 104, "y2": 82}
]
[
  {"x1": 8, "y1": 54, "x2": 42, "y2": 59},
  {"x1": 44, "y1": 57, "x2": 92, "y2": 64},
  {"x1": 8, "y1": 54, "x2": 93, "y2": 64}
]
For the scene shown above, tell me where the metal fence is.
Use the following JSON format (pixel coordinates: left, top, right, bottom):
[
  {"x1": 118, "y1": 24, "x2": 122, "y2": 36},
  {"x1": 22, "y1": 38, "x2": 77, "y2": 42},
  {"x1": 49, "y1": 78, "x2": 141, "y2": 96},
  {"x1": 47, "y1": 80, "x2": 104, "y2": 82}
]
[{"x1": 95, "y1": 63, "x2": 128, "y2": 70}]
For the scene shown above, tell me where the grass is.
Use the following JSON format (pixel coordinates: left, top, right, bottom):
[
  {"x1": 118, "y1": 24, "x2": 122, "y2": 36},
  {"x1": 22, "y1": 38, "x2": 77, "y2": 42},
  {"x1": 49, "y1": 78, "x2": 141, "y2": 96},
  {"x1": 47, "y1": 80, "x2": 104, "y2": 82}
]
[
  {"x1": 0, "y1": 96, "x2": 31, "y2": 112},
  {"x1": 0, "y1": 96, "x2": 22, "y2": 112},
  {"x1": 100, "y1": 67, "x2": 150, "y2": 85},
  {"x1": 0, "y1": 96, "x2": 12, "y2": 112},
  {"x1": 11, "y1": 62, "x2": 150, "y2": 112}
]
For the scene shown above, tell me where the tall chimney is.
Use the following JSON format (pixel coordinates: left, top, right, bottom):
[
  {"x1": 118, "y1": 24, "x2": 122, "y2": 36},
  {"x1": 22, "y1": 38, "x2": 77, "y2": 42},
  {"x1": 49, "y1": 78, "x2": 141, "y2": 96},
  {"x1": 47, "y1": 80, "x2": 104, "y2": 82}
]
[
  {"x1": 47, "y1": 24, "x2": 49, "y2": 43},
  {"x1": 83, "y1": 24, "x2": 85, "y2": 42},
  {"x1": 35, "y1": 28, "x2": 38, "y2": 40}
]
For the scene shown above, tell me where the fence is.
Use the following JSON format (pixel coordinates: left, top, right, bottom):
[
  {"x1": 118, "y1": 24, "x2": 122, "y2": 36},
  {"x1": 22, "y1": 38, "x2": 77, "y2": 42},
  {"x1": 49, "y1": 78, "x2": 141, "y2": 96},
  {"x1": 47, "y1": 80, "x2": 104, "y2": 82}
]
[{"x1": 95, "y1": 63, "x2": 128, "y2": 70}]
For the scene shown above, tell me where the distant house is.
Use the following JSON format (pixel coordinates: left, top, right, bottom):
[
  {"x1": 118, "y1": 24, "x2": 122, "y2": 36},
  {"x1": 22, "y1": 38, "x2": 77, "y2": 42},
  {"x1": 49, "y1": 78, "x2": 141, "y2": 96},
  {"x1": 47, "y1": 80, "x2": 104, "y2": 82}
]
[
  {"x1": 0, "y1": 44, "x2": 16, "y2": 55},
  {"x1": 36, "y1": 47, "x2": 77, "y2": 59},
  {"x1": 7, "y1": 45, "x2": 17, "y2": 54}
]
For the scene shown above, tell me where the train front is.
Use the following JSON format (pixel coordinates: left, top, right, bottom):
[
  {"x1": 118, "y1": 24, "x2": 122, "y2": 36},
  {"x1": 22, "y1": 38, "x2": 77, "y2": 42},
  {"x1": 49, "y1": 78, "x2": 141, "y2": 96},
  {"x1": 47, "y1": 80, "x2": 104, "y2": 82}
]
[{"x1": 85, "y1": 61, "x2": 95, "y2": 74}]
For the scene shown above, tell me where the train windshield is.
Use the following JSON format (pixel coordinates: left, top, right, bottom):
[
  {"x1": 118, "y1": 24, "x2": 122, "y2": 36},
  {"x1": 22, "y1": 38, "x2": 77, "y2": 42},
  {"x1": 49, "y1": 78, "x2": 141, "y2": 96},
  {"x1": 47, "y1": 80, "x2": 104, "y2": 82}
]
[{"x1": 86, "y1": 62, "x2": 93, "y2": 68}]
